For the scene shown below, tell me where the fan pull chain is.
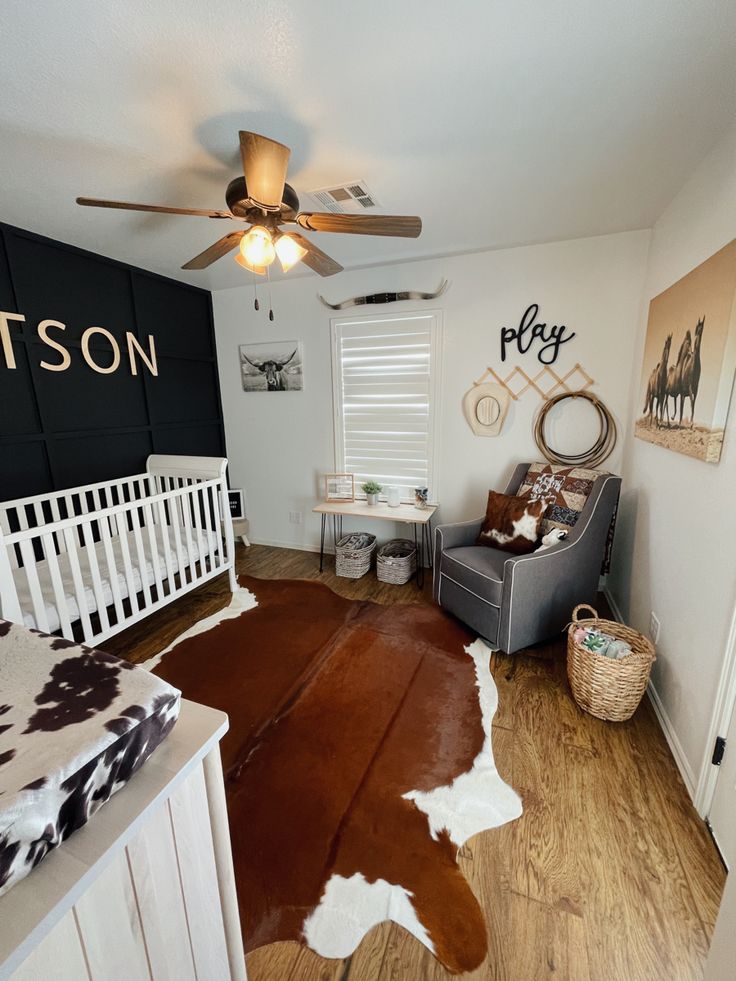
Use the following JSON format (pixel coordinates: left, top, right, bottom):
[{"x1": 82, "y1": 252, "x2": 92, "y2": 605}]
[
  {"x1": 253, "y1": 271, "x2": 260, "y2": 312},
  {"x1": 267, "y1": 266, "x2": 274, "y2": 322}
]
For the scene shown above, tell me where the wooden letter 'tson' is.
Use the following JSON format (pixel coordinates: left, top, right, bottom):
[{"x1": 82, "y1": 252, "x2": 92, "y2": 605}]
[{"x1": 0, "y1": 311, "x2": 158, "y2": 376}]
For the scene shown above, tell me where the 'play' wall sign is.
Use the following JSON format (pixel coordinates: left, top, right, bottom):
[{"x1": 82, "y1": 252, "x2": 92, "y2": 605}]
[
  {"x1": 501, "y1": 303, "x2": 575, "y2": 365},
  {"x1": 0, "y1": 311, "x2": 158, "y2": 376}
]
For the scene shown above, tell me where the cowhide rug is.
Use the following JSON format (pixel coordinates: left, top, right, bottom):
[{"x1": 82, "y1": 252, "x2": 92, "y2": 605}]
[{"x1": 148, "y1": 577, "x2": 522, "y2": 974}]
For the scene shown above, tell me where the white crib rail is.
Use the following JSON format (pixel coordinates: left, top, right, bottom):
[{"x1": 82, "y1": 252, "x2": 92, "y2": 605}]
[{"x1": 0, "y1": 460, "x2": 236, "y2": 646}]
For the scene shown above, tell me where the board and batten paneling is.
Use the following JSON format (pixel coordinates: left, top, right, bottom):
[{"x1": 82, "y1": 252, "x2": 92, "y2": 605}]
[
  {"x1": 0, "y1": 223, "x2": 226, "y2": 501},
  {"x1": 10, "y1": 761, "x2": 241, "y2": 981}
]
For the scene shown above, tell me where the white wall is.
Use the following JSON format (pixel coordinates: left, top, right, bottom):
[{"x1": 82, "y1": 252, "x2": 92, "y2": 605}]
[
  {"x1": 214, "y1": 230, "x2": 649, "y2": 552},
  {"x1": 607, "y1": 121, "x2": 736, "y2": 799}
]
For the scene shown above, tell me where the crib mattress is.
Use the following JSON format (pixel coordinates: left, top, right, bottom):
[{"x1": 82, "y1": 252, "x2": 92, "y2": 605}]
[
  {"x1": 13, "y1": 527, "x2": 216, "y2": 634},
  {"x1": 0, "y1": 618, "x2": 180, "y2": 898}
]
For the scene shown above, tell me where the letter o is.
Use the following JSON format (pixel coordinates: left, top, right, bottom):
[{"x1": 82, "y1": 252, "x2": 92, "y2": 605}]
[{"x1": 81, "y1": 327, "x2": 121, "y2": 374}]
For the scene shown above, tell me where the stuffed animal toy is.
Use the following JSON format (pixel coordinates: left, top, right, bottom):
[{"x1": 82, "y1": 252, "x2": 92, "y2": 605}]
[{"x1": 535, "y1": 528, "x2": 568, "y2": 552}]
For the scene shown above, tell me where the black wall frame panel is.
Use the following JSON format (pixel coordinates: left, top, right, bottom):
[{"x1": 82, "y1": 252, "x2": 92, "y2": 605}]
[{"x1": 0, "y1": 222, "x2": 226, "y2": 499}]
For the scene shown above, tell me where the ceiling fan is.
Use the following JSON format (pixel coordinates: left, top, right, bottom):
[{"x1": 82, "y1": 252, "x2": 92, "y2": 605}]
[{"x1": 77, "y1": 132, "x2": 422, "y2": 278}]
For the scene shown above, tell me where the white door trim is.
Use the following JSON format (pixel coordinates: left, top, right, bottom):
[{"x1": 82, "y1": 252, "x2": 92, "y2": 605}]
[{"x1": 695, "y1": 592, "x2": 736, "y2": 818}]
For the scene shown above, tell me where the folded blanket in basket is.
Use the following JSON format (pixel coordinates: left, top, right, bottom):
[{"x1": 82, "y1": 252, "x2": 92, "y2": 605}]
[{"x1": 573, "y1": 626, "x2": 631, "y2": 660}]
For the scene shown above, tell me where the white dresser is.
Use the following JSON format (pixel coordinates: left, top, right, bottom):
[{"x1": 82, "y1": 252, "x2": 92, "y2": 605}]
[{"x1": 0, "y1": 699, "x2": 247, "y2": 981}]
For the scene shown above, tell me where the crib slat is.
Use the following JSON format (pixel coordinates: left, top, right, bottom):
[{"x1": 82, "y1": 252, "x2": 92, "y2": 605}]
[
  {"x1": 79, "y1": 518, "x2": 111, "y2": 635},
  {"x1": 0, "y1": 509, "x2": 20, "y2": 570},
  {"x1": 143, "y1": 500, "x2": 165, "y2": 601},
  {"x1": 129, "y1": 500, "x2": 152, "y2": 608},
  {"x1": 156, "y1": 497, "x2": 176, "y2": 597},
  {"x1": 32, "y1": 500, "x2": 45, "y2": 531},
  {"x1": 180, "y1": 484, "x2": 197, "y2": 585},
  {"x1": 19, "y1": 539, "x2": 50, "y2": 633},
  {"x1": 48, "y1": 499, "x2": 67, "y2": 556},
  {"x1": 114, "y1": 512, "x2": 139, "y2": 616},
  {"x1": 208, "y1": 483, "x2": 223, "y2": 570},
  {"x1": 63, "y1": 494, "x2": 77, "y2": 542},
  {"x1": 42, "y1": 532, "x2": 74, "y2": 640},
  {"x1": 62, "y1": 526, "x2": 94, "y2": 641},
  {"x1": 98, "y1": 514, "x2": 125, "y2": 628},
  {"x1": 169, "y1": 483, "x2": 187, "y2": 589},
  {"x1": 15, "y1": 504, "x2": 29, "y2": 531},
  {"x1": 200, "y1": 484, "x2": 216, "y2": 575},
  {"x1": 191, "y1": 483, "x2": 207, "y2": 581}
]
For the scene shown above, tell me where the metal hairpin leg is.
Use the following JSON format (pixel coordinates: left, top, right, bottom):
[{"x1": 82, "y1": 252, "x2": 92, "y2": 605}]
[
  {"x1": 414, "y1": 523, "x2": 424, "y2": 589},
  {"x1": 425, "y1": 515, "x2": 434, "y2": 567},
  {"x1": 319, "y1": 513, "x2": 326, "y2": 572},
  {"x1": 331, "y1": 514, "x2": 343, "y2": 551}
]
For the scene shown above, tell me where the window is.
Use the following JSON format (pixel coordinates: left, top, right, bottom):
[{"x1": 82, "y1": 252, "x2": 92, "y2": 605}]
[{"x1": 331, "y1": 311, "x2": 442, "y2": 501}]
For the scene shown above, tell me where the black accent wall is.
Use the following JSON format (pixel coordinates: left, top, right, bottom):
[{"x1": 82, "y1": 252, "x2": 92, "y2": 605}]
[{"x1": 0, "y1": 222, "x2": 226, "y2": 500}]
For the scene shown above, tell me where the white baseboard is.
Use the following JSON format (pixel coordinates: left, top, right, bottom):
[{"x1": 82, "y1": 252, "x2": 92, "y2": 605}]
[
  {"x1": 603, "y1": 586, "x2": 697, "y2": 802},
  {"x1": 602, "y1": 584, "x2": 624, "y2": 623},
  {"x1": 646, "y1": 680, "x2": 697, "y2": 799}
]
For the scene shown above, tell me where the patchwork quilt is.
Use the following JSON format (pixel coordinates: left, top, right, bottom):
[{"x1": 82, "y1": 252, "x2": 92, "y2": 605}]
[
  {"x1": 517, "y1": 462, "x2": 601, "y2": 535},
  {"x1": 518, "y1": 462, "x2": 618, "y2": 572},
  {"x1": 0, "y1": 620, "x2": 180, "y2": 898}
]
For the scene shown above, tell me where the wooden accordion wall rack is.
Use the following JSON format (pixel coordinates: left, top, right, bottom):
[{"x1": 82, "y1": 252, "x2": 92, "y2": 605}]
[{"x1": 473, "y1": 361, "x2": 596, "y2": 402}]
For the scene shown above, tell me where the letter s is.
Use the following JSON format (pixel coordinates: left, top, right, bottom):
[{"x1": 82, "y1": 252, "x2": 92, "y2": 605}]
[{"x1": 38, "y1": 320, "x2": 71, "y2": 371}]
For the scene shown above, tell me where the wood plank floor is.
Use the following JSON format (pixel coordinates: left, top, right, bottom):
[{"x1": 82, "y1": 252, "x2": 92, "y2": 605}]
[{"x1": 107, "y1": 544, "x2": 727, "y2": 981}]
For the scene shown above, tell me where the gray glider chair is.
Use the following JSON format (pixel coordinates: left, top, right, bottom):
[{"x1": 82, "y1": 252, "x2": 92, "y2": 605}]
[{"x1": 433, "y1": 463, "x2": 621, "y2": 653}]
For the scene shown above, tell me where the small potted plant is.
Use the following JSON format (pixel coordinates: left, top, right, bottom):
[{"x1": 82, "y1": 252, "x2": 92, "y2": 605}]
[{"x1": 362, "y1": 480, "x2": 382, "y2": 506}]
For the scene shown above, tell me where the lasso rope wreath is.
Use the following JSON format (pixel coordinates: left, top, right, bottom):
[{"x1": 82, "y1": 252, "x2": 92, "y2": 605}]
[{"x1": 533, "y1": 390, "x2": 617, "y2": 468}]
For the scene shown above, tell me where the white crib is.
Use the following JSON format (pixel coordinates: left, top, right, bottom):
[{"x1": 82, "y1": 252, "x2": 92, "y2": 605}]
[{"x1": 0, "y1": 455, "x2": 236, "y2": 647}]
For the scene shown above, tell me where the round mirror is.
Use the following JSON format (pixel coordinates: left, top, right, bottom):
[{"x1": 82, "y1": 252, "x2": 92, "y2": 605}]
[{"x1": 475, "y1": 395, "x2": 501, "y2": 426}]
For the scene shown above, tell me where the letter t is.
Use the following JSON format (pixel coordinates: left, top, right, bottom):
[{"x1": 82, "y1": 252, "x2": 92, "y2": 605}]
[{"x1": 0, "y1": 312, "x2": 26, "y2": 370}]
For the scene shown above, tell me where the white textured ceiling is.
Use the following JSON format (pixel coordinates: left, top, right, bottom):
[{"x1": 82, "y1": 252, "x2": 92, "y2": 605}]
[{"x1": 1, "y1": 0, "x2": 735, "y2": 290}]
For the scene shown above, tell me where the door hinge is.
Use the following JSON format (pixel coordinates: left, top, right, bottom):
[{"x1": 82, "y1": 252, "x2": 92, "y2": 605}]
[{"x1": 712, "y1": 736, "x2": 726, "y2": 766}]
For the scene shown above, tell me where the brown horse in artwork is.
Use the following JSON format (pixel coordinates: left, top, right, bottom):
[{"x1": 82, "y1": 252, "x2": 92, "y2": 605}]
[
  {"x1": 678, "y1": 317, "x2": 705, "y2": 427},
  {"x1": 643, "y1": 362, "x2": 660, "y2": 426},
  {"x1": 654, "y1": 333, "x2": 672, "y2": 428},
  {"x1": 666, "y1": 331, "x2": 692, "y2": 425}
]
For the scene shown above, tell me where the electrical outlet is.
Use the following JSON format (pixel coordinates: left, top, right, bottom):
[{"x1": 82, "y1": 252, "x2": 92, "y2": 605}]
[
  {"x1": 649, "y1": 612, "x2": 661, "y2": 644},
  {"x1": 289, "y1": 510, "x2": 302, "y2": 525}
]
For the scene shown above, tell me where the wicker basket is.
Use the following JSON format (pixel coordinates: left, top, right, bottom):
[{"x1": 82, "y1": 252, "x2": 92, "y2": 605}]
[
  {"x1": 335, "y1": 532, "x2": 376, "y2": 579},
  {"x1": 376, "y1": 539, "x2": 417, "y2": 585},
  {"x1": 566, "y1": 604, "x2": 656, "y2": 722}
]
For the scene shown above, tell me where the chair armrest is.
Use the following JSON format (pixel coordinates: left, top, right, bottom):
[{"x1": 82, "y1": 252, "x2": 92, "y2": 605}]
[
  {"x1": 433, "y1": 518, "x2": 483, "y2": 601},
  {"x1": 435, "y1": 517, "x2": 483, "y2": 552}
]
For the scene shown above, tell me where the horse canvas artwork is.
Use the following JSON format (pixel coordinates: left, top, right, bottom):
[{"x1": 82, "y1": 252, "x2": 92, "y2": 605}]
[
  {"x1": 635, "y1": 239, "x2": 736, "y2": 463},
  {"x1": 240, "y1": 340, "x2": 304, "y2": 393}
]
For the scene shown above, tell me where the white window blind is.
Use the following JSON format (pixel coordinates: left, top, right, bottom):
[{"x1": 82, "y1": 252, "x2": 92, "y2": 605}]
[{"x1": 331, "y1": 312, "x2": 441, "y2": 500}]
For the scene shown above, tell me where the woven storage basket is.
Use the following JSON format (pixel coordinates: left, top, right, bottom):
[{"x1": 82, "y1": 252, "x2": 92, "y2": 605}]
[
  {"x1": 335, "y1": 532, "x2": 376, "y2": 579},
  {"x1": 567, "y1": 604, "x2": 656, "y2": 722},
  {"x1": 376, "y1": 539, "x2": 417, "y2": 585}
]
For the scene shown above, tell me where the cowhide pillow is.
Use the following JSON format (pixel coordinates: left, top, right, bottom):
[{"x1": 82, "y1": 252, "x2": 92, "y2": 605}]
[{"x1": 477, "y1": 491, "x2": 548, "y2": 554}]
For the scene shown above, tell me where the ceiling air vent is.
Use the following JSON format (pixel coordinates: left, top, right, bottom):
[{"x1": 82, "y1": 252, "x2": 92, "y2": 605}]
[{"x1": 305, "y1": 180, "x2": 379, "y2": 214}]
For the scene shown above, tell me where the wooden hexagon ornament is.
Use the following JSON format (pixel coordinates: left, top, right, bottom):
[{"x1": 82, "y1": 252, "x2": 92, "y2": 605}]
[{"x1": 463, "y1": 382, "x2": 510, "y2": 437}]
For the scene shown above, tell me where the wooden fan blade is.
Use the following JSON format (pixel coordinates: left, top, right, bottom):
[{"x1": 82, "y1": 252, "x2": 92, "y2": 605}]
[
  {"x1": 181, "y1": 231, "x2": 246, "y2": 270},
  {"x1": 77, "y1": 197, "x2": 235, "y2": 219},
  {"x1": 295, "y1": 212, "x2": 422, "y2": 238},
  {"x1": 287, "y1": 232, "x2": 344, "y2": 277},
  {"x1": 239, "y1": 132, "x2": 290, "y2": 212}
]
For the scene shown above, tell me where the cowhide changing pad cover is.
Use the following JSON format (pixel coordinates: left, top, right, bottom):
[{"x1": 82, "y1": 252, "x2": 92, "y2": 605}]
[{"x1": 0, "y1": 619, "x2": 181, "y2": 898}]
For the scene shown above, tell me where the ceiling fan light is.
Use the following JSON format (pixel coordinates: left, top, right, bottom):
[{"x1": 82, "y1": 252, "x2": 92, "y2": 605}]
[
  {"x1": 234, "y1": 252, "x2": 267, "y2": 275},
  {"x1": 275, "y1": 234, "x2": 308, "y2": 273},
  {"x1": 240, "y1": 226, "x2": 276, "y2": 267}
]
